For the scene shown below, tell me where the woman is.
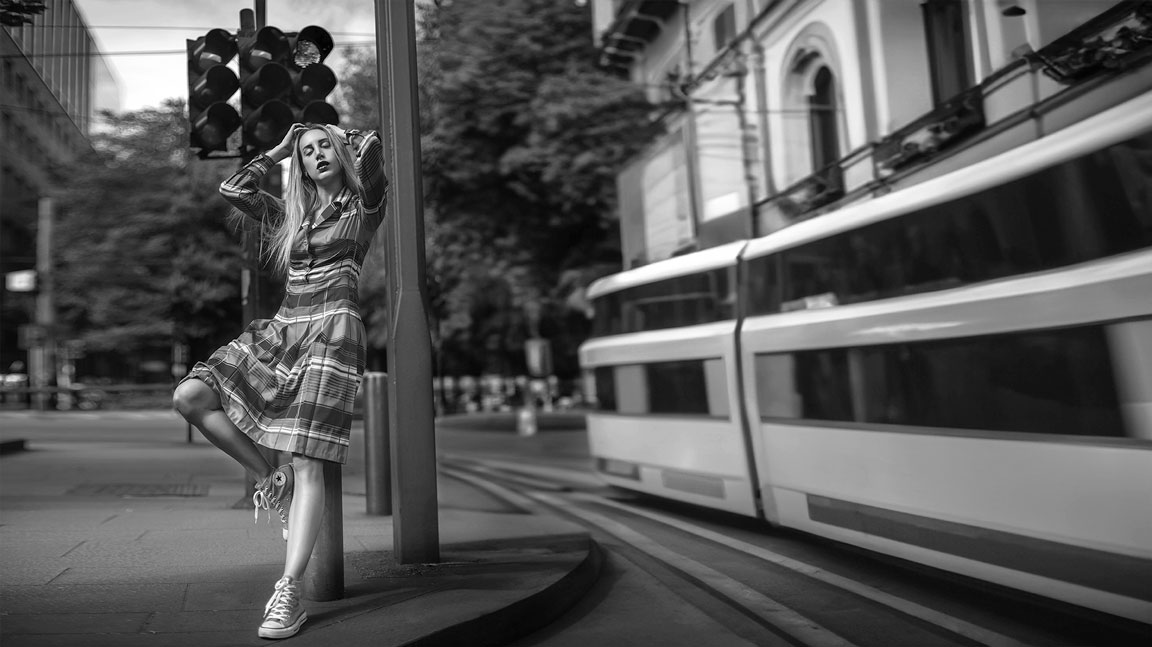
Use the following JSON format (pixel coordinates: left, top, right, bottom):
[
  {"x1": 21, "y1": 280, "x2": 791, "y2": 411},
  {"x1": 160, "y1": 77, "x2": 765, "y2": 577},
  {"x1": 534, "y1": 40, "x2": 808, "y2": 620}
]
[{"x1": 173, "y1": 122, "x2": 386, "y2": 639}]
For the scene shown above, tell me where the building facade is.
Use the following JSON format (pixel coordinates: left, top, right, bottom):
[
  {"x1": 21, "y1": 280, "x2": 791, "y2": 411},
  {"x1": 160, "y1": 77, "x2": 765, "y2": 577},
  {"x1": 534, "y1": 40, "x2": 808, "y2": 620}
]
[
  {"x1": 590, "y1": 0, "x2": 1152, "y2": 268},
  {"x1": 0, "y1": 0, "x2": 120, "y2": 374}
]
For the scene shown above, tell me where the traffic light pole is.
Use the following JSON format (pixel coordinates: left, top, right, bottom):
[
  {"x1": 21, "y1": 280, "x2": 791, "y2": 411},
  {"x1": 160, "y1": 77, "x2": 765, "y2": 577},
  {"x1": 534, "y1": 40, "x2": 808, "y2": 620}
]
[
  {"x1": 376, "y1": 0, "x2": 440, "y2": 565},
  {"x1": 237, "y1": 7, "x2": 271, "y2": 510}
]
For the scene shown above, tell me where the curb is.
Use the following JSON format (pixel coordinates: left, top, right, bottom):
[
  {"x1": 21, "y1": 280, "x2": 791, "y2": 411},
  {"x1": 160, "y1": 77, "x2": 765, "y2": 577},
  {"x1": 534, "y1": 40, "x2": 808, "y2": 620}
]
[
  {"x1": 407, "y1": 537, "x2": 604, "y2": 647},
  {"x1": 0, "y1": 438, "x2": 27, "y2": 455}
]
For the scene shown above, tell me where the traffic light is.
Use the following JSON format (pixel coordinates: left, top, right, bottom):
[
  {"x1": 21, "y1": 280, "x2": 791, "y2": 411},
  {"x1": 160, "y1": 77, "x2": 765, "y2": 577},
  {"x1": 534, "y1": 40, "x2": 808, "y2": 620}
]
[
  {"x1": 285, "y1": 26, "x2": 339, "y2": 126},
  {"x1": 238, "y1": 25, "x2": 339, "y2": 157},
  {"x1": 186, "y1": 28, "x2": 242, "y2": 157},
  {"x1": 238, "y1": 26, "x2": 294, "y2": 156}
]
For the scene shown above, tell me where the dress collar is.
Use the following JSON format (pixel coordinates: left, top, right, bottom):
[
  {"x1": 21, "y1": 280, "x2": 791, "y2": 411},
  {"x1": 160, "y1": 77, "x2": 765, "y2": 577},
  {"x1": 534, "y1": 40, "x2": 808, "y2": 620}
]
[{"x1": 303, "y1": 186, "x2": 352, "y2": 229}]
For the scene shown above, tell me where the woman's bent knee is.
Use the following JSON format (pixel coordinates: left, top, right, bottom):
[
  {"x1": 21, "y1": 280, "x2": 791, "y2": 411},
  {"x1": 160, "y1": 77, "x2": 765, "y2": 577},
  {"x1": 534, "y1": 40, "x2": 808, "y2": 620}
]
[{"x1": 172, "y1": 379, "x2": 218, "y2": 419}]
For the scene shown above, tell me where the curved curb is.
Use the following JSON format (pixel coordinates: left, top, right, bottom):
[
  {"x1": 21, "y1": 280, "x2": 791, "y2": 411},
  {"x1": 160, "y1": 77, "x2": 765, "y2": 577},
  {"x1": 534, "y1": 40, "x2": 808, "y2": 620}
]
[
  {"x1": 404, "y1": 536, "x2": 604, "y2": 647},
  {"x1": 0, "y1": 439, "x2": 27, "y2": 455}
]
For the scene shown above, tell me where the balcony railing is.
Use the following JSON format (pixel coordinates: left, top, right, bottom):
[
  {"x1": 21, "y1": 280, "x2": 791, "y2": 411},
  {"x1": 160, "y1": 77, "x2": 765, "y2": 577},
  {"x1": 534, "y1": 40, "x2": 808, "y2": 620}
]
[
  {"x1": 873, "y1": 86, "x2": 985, "y2": 176},
  {"x1": 756, "y1": 162, "x2": 845, "y2": 232},
  {"x1": 752, "y1": 1, "x2": 1152, "y2": 233},
  {"x1": 1034, "y1": 1, "x2": 1152, "y2": 84}
]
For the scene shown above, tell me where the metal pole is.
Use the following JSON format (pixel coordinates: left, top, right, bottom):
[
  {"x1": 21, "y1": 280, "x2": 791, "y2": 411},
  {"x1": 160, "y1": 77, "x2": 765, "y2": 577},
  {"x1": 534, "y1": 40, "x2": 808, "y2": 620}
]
[
  {"x1": 735, "y1": 61, "x2": 758, "y2": 239},
  {"x1": 679, "y1": 2, "x2": 703, "y2": 238},
  {"x1": 31, "y1": 197, "x2": 55, "y2": 411},
  {"x1": 236, "y1": 0, "x2": 288, "y2": 506},
  {"x1": 363, "y1": 372, "x2": 392, "y2": 515},
  {"x1": 304, "y1": 461, "x2": 344, "y2": 601},
  {"x1": 375, "y1": 0, "x2": 440, "y2": 564},
  {"x1": 238, "y1": 4, "x2": 272, "y2": 505}
]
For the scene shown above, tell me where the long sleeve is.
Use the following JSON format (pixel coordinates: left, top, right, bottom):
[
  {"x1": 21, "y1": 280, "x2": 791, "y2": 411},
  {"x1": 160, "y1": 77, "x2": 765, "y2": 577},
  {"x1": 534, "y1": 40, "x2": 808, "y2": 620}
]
[
  {"x1": 348, "y1": 130, "x2": 388, "y2": 231},
  {"x1": 219, "y1": 154, "x2": 284, "y2": 223}
]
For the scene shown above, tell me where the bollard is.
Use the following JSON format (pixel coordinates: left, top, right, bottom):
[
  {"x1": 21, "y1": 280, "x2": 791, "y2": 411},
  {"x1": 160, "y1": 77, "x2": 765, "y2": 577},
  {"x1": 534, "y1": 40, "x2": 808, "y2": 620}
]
[
  {"x1": 363, "y1": 372, "x2": 392, "y2": 515},
  {"x1": 304, "y1": 461, "x2": 344, "y2": 601},
  {"x1": 517, "y1": 406, "x2": 538, "y2": 437}
]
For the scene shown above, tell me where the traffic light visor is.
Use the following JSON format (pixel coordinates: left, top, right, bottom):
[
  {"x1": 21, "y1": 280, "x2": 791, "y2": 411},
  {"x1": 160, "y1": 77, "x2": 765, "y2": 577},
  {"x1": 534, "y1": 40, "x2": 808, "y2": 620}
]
[
  {"x1": 241, "y1": 25, "x2": 290, "y2": 71},
  {"x1": 301, "y1": 101, "x2": 339, "y2": 126},
  {"x1": 293, "y1": 26, "x2": 333, "y2": 68},
  {"x1": 192, "y1": 28, "x2": 237, "y2": 73},
  {"x1": 244, "y1": 100, "x2": 294, "y2": 148},
  {"x1": 295, "y1": 64, "x2": 336, "y2": 104},
  {"x1": 191, "y1": 65, "x2": 240, "y2": 109},
  {"x1": 242, "y1": 63, "x2": 291, "y2": 107},
  {"x1": 193, "y1": 103, "x2": 242, "y2": 151}
]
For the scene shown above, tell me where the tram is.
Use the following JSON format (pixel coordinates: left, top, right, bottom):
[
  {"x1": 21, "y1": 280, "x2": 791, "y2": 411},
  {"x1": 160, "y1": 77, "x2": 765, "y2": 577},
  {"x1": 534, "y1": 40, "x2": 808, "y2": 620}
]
[{"x1": 579, "y1": 90, "x2": 1152, "y2": 622}]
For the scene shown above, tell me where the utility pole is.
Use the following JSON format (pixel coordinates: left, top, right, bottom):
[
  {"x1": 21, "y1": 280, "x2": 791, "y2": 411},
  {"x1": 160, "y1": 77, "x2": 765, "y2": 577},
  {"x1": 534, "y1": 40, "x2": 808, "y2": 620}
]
[
  {"x1": 376, "y1": 0, "x2": 440, "y2": 564},
  {"x1": 733, "y1": 54, "x2": 759, "y2": 239}
]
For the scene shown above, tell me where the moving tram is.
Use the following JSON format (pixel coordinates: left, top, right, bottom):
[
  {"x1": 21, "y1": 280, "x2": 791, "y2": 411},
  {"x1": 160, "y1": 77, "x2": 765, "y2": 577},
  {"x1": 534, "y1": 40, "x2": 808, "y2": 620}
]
[{"x1": 579, "y1": 90, "x2": 1152, "y2": 622}]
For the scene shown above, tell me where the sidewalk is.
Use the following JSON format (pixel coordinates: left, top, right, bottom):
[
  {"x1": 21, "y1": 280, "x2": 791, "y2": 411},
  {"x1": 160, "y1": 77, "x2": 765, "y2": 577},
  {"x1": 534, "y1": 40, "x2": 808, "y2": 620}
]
[{"x1": 0, "y1": 411, "x2": 599, "y2": 646}]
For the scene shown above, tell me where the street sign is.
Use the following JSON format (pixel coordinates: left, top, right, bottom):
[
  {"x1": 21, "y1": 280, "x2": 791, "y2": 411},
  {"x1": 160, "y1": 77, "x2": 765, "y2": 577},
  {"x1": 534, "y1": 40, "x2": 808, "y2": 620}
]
[{"x1": 5, "y1": 270, "x2": 36, "y2": 292}]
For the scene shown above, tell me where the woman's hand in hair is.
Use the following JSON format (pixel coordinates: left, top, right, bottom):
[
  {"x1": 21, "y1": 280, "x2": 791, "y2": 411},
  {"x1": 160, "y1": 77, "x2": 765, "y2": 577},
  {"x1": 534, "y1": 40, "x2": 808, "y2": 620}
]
[{"x1": 267, "y1": 123, "x2": 308, "y2": 164}]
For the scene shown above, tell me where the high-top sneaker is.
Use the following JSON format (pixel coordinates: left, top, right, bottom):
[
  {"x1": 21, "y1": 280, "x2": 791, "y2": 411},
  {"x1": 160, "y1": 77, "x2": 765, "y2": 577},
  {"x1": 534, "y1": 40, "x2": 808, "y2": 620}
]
[
  {"x1": 253, "y1": 464, "x2": 294, "y2": 540},
  {"x1": 258, "y1": 575, "x2": 306, "y2": 639}
]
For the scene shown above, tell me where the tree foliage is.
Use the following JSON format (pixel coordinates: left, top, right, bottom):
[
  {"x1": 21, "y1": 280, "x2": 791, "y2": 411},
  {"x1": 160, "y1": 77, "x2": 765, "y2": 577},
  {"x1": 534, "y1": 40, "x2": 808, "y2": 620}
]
[
  {"x1": 55, "y1": 100, "x2": 243, "y2": 362},
  {"x1": 336, "y1": 0, "x2": 660, "y2": 376}
]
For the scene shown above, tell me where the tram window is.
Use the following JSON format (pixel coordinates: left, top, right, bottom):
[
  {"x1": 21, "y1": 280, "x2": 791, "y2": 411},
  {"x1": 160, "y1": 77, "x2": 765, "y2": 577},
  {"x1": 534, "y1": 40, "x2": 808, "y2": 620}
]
[
  {"x1": 591, "y1": 293, "x2": 620, "y2": 337},
  {"x1": 766, "y1": 326, "x2": 1124, "y2": 437},
  {"x1": 1050, "y1": 132, "x2": 1152, "y2": 257},
  {"x1": 745, "y1": 132, "x2": 1152, "y2": 317},
  {"x1": 646, "y1": 360, "x2": 711, "y2": 415},
  {"x1": 594, "y1": 366, "x2": 617, "y2": 412},
  {"x1": 591, "y1": 268, "x2": 735, "y2": 336},
  {"x1": 858, "y1": 328, "x2": 1123, "y2": 436},
  {"x1": 792, "y1": 349, "x2": 854, "y2": 421},
  {"x1": 745, "y1": 255, "x2": 780, "y2": 314}
]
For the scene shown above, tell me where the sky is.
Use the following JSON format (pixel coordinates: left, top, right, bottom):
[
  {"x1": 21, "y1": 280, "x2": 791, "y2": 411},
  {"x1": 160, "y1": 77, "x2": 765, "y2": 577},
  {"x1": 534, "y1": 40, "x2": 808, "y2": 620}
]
[{"x1": 73, "y1": 0, "x2": 380, "y2": 111}]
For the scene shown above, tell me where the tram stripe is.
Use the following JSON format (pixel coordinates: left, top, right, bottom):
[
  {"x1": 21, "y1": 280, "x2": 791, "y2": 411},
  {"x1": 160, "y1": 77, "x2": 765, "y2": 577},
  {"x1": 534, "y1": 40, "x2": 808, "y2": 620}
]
[{"x1": 582, "y1": 494, "x2": 1034, "y2": 647}]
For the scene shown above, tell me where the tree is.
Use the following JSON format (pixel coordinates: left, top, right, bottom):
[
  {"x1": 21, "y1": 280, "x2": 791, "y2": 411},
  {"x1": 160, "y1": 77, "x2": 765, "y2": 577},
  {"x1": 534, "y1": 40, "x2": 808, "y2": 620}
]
[
  {"x1": 335, "y1": 0, "x2": 660, "y2": 378},
  {"x1": 55, "y1": 100, "x2": 244, "y2": 373}
]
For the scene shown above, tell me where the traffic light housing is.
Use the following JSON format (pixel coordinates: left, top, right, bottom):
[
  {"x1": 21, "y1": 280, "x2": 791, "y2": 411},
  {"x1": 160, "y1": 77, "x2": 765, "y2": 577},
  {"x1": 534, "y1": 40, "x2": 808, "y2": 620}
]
[
  {"x1": 186, "y1": 29, "x2": 242, "y2": 157},
  {"x1": 238, "y1": 26, "x2": 294, "y2": 156},
  {"x1": 238, "y1": 25, "x2": 339, "y2": 157},
  {"x1": 287, "y1": 26, "x2": 339, "y2": 126}
]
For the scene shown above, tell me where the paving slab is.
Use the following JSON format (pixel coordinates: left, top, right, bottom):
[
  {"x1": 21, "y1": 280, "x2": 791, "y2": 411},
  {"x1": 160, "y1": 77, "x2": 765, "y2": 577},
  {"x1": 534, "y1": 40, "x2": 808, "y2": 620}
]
[{"x1": 0, "y1": 412, "x2": 599, "y2": 646}]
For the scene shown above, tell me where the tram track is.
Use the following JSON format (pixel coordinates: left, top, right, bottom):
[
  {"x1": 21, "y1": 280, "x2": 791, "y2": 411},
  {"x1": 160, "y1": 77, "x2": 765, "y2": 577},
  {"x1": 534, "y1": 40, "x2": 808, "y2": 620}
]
[{"x1": 439, "y1": 458, "x2": 1062, "y2": 647}]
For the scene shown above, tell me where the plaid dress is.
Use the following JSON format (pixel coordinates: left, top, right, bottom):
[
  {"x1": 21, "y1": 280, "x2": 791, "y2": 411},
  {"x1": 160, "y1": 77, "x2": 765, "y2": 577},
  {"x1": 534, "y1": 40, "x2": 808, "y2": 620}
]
[{"x1": 184, "y1": 130, "x2": 387, "y2": 464}]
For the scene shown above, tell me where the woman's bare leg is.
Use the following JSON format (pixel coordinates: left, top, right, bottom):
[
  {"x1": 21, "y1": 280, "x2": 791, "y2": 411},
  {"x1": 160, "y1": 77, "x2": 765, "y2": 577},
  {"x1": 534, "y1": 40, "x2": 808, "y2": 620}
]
[
  {"x1": 282, "y1": 454, "x2": 325, "y2": 579},
  {"x1": 172, "y1": 378, "x2": 274, "y2": 482}
]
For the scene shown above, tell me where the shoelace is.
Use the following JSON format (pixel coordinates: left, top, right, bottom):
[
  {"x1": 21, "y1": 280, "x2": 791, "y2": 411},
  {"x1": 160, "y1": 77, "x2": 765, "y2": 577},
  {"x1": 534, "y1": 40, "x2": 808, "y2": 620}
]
[
  {"x1": 264, "y1": 578, "x2": 300, "y2": 624},
  {"x1": 252, "y1": 488, "x2": 286, "y2": 526}
]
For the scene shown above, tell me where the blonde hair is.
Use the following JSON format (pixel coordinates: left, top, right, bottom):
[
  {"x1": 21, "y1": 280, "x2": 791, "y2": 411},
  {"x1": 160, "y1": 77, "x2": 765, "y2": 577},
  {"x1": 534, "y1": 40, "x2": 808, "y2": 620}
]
[{"x1": 265, "y1": 124, "x2": 364, "y2": 277}]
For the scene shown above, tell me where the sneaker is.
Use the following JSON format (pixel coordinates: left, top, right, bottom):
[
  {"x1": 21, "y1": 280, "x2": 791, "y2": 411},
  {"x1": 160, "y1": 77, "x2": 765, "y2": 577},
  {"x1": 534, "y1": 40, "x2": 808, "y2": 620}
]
[
  {"x1": 258, "y1": 575, "x2": 307, "y2": 639},
  {"x1": 254, "y1": 464, "x2": 294, "y2": 540}
]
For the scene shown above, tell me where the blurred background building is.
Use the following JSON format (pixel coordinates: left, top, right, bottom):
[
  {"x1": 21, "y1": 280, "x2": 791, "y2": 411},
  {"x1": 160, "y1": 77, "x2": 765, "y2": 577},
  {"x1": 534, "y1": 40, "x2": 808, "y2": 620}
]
[
  {"x1": 589, "y1": 0, "x2": 1150, "y2": 268},
  {"x1": 1, "y1": 0, "x2": 120, "y2": 390}
]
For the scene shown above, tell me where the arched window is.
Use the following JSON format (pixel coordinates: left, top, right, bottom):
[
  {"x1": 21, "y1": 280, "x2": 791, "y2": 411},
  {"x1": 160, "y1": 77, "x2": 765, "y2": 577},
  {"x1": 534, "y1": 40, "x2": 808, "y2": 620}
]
[
  {"x1": 809, "y1": 67, "x2": 840, "y2": 173},
  {"x1": 778, "y1": 23, "x2": 846, "y2": 189}
]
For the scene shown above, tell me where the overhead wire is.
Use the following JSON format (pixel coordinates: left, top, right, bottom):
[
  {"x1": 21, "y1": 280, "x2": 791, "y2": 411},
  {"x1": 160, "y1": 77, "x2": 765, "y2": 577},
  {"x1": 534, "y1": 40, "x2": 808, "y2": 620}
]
[
  {"x1": 17, "y1": 24, "x2": 376, "y2": 37},
  {"x1": 0, "y1": 40, "x2": 378, "y2": 59}
]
